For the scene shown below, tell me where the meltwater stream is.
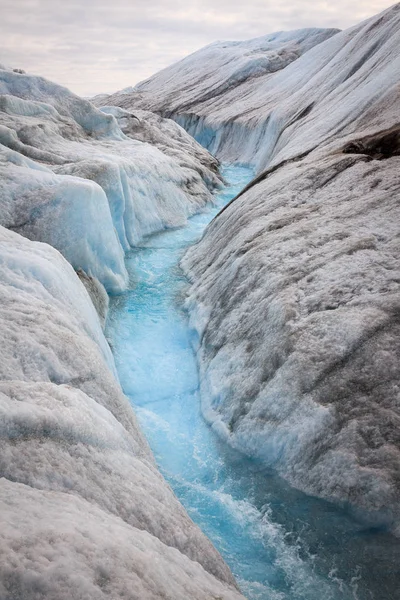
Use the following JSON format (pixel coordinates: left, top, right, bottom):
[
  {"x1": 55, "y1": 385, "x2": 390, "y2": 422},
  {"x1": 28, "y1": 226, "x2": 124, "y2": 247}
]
[{"x1": 106, "y1": 166, "x2": 399, "y2": 600}]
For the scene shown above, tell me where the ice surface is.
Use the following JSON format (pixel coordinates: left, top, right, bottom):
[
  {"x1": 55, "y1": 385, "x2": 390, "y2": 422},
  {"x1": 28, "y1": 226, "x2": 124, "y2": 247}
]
[
  {"x1": 0, "y1": 54, "x2": 245, "y2": 600},
  {"x1": 0, "y1": 478, "x2": 244, "y2": 600},
  {"x1": 0, "y1": 68, "x2": 221, "y2": 294},
  {"x1": 2, "y1": 3, "x2": 400, "y2": 596},
  {"x1": 110, "y1": 28, "x2": 338, "y2": 166},
  {"x1": 184, "y1": 153, "x2": 400, "y2": 526},
  {"x1": 107, "y1": 165, "x2": 400, "y2": 600},
  {"x1": 96, "y1": 104, "x2": 222, "y2": 191},
  {"x1": 0, "y1": 226, "x2": 244, "y2": 598},
  {"x1": 0, "y1": 143, "x2": 128, "y2": 292},
  {"x1": 126, "y1": 28, "x2": 338, "y2": 120},
  {"x1": 124, "y1": 6, "x2": 400, "y2": 174},
  {"x1": 166, "y1": 5, "x2": 400, "y2": 530}
]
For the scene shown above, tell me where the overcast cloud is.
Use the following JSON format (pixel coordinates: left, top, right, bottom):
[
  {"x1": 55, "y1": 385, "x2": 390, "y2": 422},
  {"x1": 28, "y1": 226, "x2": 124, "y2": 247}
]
[{"x1": 0, "y1": 0, "x2": 395, "y2": 96}]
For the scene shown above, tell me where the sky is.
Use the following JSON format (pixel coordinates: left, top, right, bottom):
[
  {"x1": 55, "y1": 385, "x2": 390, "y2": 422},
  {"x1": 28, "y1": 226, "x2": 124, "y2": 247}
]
[{"x1": 0, "y1": 0, "x2": 395, "y2": 97}]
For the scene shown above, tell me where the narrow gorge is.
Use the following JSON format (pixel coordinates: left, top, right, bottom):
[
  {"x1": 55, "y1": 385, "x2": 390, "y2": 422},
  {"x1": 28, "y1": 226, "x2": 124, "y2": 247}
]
[{"x1": 1, "y1": 3, "x2": 400, "y2": 600}]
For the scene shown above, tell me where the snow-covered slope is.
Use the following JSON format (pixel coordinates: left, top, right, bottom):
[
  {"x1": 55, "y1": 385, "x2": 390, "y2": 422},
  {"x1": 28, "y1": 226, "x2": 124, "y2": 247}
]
[
  {"x1": 178, "y1": 5, "x2": 400, "y2": 531},
  {"x1": 0, "y1": 69, "x2": 221, "y2": 294},
  {"x1": 0, "y1": 226, "x2": 244, "y2": 599}
]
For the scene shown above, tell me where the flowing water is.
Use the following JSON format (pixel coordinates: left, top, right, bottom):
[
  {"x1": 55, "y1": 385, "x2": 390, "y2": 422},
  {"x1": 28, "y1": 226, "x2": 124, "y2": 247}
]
[{"x1": 106, "y1": 165, "x2": 400, "y2": 600}]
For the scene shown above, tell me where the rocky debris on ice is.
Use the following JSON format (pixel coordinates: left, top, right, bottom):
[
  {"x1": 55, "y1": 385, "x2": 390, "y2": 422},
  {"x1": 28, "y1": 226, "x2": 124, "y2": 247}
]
[
  {"x1": 179, "y1": 5, "x2": 400, "y2": 530},
  {"x1": 77, "y1": 269, "x2": 110, "y2": 328},
  {"x1": 0, "y1": 68, "x2": 221, "y2": 295},
  {"x1": 0, "y1": 226, "x2": 244, "y2": 599}
]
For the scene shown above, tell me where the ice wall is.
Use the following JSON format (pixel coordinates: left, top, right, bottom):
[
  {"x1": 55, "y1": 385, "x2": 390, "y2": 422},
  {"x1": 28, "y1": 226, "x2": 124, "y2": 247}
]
[
  {"x1": 0, "y1": 226, "x2": 245, "y2": 599},
  {"x1": 180, "y1": 4, "x2": 400, "y2": 531},
  {"x1": 0, "y1": 68, "x2": 221, "y2": 295}
]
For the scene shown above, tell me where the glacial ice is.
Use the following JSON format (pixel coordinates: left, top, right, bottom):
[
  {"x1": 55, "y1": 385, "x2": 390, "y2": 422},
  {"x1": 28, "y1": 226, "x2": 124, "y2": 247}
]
[
  {"x1": 0, "y1": 67, "x2": 221, "y2": 293},
  {"x1": 0, "y1": 66, "x2": 245, "y2": 598},
  {"x1": 96, "y1": 104, "x2": 222, "y2": 191},
  {"x1": 0, "y1": 226, "x2": 244, "y2": 599},
  {"x1": 107, "y1": 165, "x2": 400, "y2": 600},
  {"x1": 2, "y1": 2, "x2": 400, "y2": 596},
  {"x1": 105, "y1": 27, "x2": 338, "y2": 166},
  {"x1": 124, "y1": 7, "x2": 400, "y2": 174},
  {"x1": 0, "y1": 143, "x2": 128, "y2": 292},
  {"x1": 114, "y1": 5, "x2": 400, "y2": 529},
  {"x1": 183, "y1": 152, "x2": 400, "y2": 526}
]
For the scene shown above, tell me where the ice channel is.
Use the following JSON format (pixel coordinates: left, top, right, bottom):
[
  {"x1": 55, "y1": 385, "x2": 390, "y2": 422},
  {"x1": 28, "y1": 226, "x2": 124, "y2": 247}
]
[{"x1": 106, "y1": 165, "x2": 399, "y2": 600}]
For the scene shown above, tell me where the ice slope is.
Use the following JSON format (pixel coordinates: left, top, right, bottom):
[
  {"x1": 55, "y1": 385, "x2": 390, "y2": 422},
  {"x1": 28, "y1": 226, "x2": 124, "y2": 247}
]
[
  {"x1": 178, "y1": 5, "x2": 400, "y2": 531},
  {"x1": 108, "y1": 28, "x2": 338, "y2": 164},
  {"x1": 109, "y1": 28, "x2": 338, "y2": 116},
  {"x1": 0, "y1": 68, "x2": 221, "y2": 294},
  {"x1": 120, "y1": 7, "x2": 400, "y2": 174},
  {"x1": 0, "y1": 226, "x2": 244, "y2": 600}
]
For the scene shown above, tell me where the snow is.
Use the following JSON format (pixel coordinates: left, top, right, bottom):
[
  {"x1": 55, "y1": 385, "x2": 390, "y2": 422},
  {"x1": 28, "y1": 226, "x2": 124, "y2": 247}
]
[
  {"x1": 175, "y1": 5, "x2": 400, "y2": 531},
  {"x1": 0, "y1": 68, "x2": 221, "y2": 294},
  {"x1": 0, "y1": 226, "x2": 244, "y2": 599}
]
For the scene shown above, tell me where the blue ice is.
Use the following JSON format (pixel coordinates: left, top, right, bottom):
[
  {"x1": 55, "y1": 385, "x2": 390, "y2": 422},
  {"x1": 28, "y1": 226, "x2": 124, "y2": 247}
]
[{"x1": 106, "y1": 166, "x2": 399, "y2": 600}]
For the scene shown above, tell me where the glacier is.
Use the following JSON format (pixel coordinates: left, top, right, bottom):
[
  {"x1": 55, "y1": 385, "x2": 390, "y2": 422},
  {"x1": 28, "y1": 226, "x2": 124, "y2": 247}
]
[
  {"x1": 102, "y1": 4, "x2": 400, "y2": 533},
  {"x1": 106, "y1": 164, "x2": 400, "y2": 600},
  {"x1": 0, "y1": 66, "x2": 246, "y2": 598},
  {"x1": 0, "y1": 226, "x2": 245, "y2": 599},
  {"x1": 98, "y1": 27, "x2": 339, "y2": 167},
  {"x1": 106, "y1": 7, "x2": 400, "y2": 175},
  {"x1": 1, "y1": 3, "x2": 400, "y2": 598}
]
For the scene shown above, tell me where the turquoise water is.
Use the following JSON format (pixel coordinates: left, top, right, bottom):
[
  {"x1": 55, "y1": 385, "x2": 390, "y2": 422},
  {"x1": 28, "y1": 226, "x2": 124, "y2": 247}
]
[{"x1": 106, "y1": 166, "x2": 399, "y2": 600}]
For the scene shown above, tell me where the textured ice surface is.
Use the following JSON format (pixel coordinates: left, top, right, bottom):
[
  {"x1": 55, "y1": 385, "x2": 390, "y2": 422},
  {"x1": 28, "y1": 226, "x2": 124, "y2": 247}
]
[
  {"x1": 123, "y1": 6, "x2": 400, "y2": 174},
  {"x1": 163, "y1": 5, "x2": 400, "y2": 529},
  {"x1": 0, "y1": 226, "x2": 244, "y2": 599},
  {"x1": 0, "y1": 144, "x2": 128, "y2": 292},
  {"x1": 110, "y1": 28, "x2": 338, "y2": 167},
  {"x1": 183, "y1": 154, "x2": 400, "y2": 528},
  {"x1": 2, "y1": 5, "x2": 400, "y2": 597},
  {"x1": 107, "y1": 165, "x2": 400, "y2": 600},
  {"x1": 0, "y1": 68, "x2": 221, "y2": 293},
  {"x1": 109, "y1": 29, "x2": 337, "y2": 120}
]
